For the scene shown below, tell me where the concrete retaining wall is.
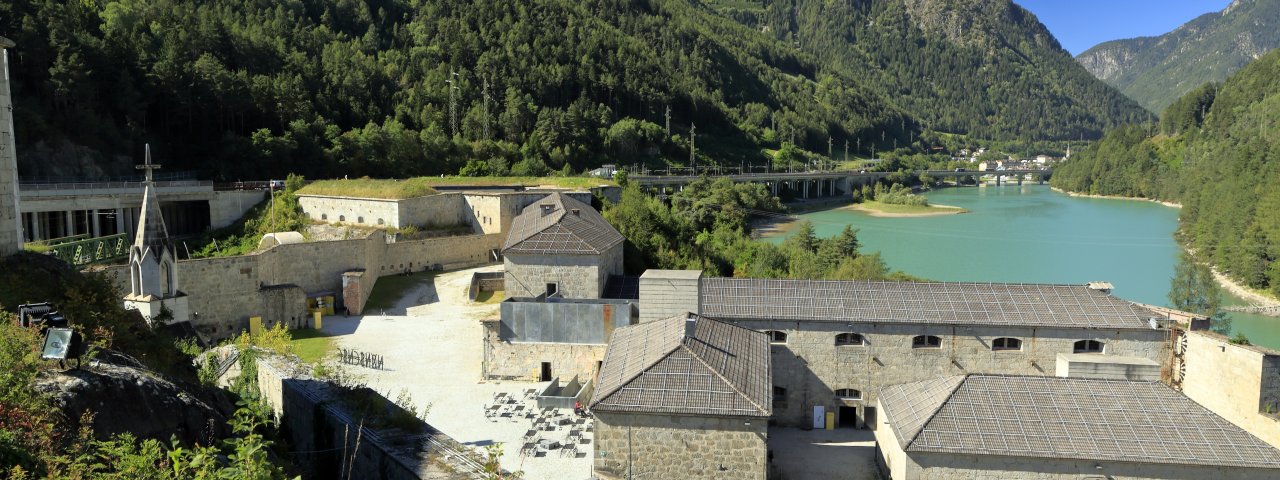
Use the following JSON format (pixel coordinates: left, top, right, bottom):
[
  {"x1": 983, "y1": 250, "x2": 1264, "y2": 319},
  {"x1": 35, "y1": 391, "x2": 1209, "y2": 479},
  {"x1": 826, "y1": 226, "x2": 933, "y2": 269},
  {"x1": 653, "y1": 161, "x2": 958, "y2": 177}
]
[{"x1": 209, "y1": 190, "x2": 266, "y2": 229}]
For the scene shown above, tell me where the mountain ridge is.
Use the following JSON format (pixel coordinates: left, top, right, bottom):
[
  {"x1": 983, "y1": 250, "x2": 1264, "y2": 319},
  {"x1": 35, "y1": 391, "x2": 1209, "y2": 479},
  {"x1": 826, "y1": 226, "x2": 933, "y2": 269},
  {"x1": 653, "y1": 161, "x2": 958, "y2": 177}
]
[{"x1": 1076, "y1": 0, "x2": 1279, "y2": 112}]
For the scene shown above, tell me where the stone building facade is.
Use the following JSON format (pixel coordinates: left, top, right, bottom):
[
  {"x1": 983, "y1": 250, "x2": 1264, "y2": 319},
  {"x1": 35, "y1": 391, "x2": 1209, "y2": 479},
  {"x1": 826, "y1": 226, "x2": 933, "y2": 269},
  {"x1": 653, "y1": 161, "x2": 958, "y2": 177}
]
[
  {"x1": 591, "y1": 315, "x2": 772, "y2": 480},
  {"x1": 501, "y1": 192, "x2": 624, "y2": 299},
  {"x1": 647, "y1": 276, "x2": 1176, "y2": 428},
  {"x1": 1177, "y1": 329, "x2": 1280, "y2": 448},
  {"x1": 876, "y1": 375, "x2": 1280, "y2": 479}
]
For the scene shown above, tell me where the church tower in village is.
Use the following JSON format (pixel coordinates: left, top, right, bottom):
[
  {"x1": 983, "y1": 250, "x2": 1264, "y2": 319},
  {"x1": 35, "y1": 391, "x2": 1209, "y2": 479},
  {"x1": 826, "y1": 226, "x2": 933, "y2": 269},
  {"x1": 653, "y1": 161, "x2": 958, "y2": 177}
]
[
  {"x1": 123, "y1": 146, "x2": 189, "y2": 324},
  {"x1": 0, "y1": 37, "x2": 24, "y2": 257}
]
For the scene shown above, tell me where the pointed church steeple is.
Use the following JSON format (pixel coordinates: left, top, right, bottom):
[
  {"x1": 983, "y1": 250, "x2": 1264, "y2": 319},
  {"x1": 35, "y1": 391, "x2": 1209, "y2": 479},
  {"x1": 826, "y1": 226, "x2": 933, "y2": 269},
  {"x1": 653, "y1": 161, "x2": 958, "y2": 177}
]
[
  {"x1": 133, "y1": 145, "x2": 171, "y2": 265},
  {"x1": 126, "y1": 145, "x2": 182, "y2": 306}
]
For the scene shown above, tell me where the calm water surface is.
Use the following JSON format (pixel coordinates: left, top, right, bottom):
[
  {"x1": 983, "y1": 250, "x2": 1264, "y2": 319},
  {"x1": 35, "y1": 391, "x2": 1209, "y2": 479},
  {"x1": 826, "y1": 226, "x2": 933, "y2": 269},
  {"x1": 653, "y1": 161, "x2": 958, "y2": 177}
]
[{"x1": 764, "y1": 185, "x2": 1280, "y2": 349}]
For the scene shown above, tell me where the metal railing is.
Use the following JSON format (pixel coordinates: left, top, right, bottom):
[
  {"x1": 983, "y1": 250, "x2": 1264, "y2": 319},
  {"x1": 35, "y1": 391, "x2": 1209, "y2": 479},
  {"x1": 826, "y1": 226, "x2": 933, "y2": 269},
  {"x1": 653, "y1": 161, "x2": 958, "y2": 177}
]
[
  {"x1": 46, "y1": 233, "x2": 130, "y2": 267},
  {"x1": 20, "y1": 180, "x2": 213, "y2": 192}
]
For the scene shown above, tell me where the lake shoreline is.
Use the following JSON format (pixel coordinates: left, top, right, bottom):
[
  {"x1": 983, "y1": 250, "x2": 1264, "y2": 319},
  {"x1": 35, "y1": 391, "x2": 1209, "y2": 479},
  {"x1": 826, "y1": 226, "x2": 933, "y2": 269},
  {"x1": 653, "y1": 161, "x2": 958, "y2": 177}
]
[
  {"x1": 1212, "y1": 267, "x2": 1280, "y2": 312},
  {"x1": 1051, "y1": 187, "x2": 1183, "y2": 208}
]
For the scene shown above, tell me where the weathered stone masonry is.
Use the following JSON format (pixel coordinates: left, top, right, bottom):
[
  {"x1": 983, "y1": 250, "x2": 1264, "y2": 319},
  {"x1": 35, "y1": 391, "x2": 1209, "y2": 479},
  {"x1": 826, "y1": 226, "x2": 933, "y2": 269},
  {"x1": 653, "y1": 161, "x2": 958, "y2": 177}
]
[{"x1": 592, "y1": 412, "x2": 767, "y2": 480}]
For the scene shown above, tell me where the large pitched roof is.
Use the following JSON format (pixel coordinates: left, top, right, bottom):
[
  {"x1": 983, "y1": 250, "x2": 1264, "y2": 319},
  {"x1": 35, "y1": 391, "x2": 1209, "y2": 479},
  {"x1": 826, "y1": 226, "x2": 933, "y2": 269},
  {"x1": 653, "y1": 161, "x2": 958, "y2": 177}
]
[
  {"x1": 590, "y1": 314, "x2": 771, "y2": 417},
  {"x1": 501, "y1": 193, "x2": 623, "y2": 255},
  {"x1": 700, "y1": 277, "x2": 1161, "y2": 330},
  {"x1": 879, "y1": 375, "x2": 1280, "y2": 470}
]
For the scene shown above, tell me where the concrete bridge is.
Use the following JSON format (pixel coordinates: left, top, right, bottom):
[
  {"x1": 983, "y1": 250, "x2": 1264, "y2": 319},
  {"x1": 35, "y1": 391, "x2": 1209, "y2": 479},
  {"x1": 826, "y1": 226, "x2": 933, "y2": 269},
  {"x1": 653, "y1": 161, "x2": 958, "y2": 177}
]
[
  {"x1": 17, "y1": 180, "x2": 265, "y2": 242},
  {"x1": 631, "y1": 169, "x2": 1048, "y2": 198}
]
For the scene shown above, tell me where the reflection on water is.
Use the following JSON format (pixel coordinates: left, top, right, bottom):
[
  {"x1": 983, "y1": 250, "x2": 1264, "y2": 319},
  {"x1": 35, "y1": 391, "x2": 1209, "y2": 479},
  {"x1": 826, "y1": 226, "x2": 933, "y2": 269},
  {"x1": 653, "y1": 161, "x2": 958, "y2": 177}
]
[{"x1": 763, "y1": 185, "x2": 1279, "y2": 349}]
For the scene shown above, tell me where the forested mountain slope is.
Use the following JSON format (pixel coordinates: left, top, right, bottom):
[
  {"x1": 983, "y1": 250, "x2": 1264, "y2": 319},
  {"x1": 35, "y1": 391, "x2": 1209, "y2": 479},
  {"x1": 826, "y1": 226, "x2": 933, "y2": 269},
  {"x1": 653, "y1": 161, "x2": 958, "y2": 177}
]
[
  {"x1": 1076, "y1": 0, "x2": 1280, "y2": 113},
  {"x1": 1, "y1": 0, "x2": 908, "y2": 180},
  {"x1": 1052, "y1": 48, "x2": 1280, "y2": 295},
  {"x1": 707, "y1": 0, "x2": 1152, "y2": 141}
]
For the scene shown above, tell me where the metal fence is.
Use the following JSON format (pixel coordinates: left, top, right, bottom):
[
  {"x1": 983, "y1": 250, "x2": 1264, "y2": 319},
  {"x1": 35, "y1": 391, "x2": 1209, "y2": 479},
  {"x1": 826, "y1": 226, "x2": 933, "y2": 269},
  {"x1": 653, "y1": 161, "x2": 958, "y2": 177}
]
[{"x1": 46, "y1": 233, "x2": 129, "y2": 267}]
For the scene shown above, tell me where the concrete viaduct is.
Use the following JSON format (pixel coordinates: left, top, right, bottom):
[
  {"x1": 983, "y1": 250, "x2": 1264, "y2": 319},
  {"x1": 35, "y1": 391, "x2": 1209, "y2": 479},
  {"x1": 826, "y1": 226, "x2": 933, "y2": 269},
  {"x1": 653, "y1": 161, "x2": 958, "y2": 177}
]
[
  {"x1": 631, "y1": 169, "x2": 1048, "y2": 198},
  {"x1": 18, "y1": 180, "x2": 265, "y2": 243}
]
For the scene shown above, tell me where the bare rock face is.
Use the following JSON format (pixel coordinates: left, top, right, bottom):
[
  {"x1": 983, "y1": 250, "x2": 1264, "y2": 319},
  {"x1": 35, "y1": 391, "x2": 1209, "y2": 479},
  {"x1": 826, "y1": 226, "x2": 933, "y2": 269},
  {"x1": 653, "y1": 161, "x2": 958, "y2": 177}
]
[{"x1": 32, "y1": 351, "x2": 236, "y2": 446}]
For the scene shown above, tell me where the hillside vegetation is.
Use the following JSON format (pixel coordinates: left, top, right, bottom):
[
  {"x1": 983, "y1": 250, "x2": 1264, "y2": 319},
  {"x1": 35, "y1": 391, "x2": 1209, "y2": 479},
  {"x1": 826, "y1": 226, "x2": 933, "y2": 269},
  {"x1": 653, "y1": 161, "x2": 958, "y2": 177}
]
[
  {"x1": 2, "y1": 0, "x2": 907, "y2": 180},
  {"x1": 708, "y1": 0, "x2": 1152, "y2": 140},
  {"x1": 1052, "y1": 48, "x2": 1280, "y2": 295},
  {"x1": 1076, "y1": 0, "x2": 1280, "y2": 112},
  {"x1": 3, "y1": 0, "x2": 1148, "y2": 182}
]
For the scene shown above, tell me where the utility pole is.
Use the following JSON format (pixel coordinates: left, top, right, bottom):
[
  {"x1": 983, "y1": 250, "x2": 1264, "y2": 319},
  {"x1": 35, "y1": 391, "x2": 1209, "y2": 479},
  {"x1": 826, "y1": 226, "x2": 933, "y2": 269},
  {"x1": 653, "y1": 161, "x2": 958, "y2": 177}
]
[
  {"x1": 664, "y1": 105, "x2": 671, "y2": 137},
  {"x1": 446, "y1": 70, "x2": 459, "y2": 138},
  {"x1": 689, "y1": 123, "x2": 696, "y2": 172},
  {"x1": 482, "y1": 77, "x2": 492, "y2": 141},
  {"x1": 844, "y1": 139, "x2": 849, "y2": 163},
  {"x1": 828, "y1": 136, "x2": 833, "y2": 159}
]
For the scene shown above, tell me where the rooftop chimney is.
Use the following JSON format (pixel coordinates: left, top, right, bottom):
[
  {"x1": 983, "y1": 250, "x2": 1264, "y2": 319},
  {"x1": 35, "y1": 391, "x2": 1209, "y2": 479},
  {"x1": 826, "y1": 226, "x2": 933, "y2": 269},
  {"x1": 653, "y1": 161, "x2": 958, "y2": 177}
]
[
  {"x1": 571, "y1": 208, "x2": 581, "y2": 217},
  {"x1": 540, "y1": 203, "x2": 554, "y2": 216}
]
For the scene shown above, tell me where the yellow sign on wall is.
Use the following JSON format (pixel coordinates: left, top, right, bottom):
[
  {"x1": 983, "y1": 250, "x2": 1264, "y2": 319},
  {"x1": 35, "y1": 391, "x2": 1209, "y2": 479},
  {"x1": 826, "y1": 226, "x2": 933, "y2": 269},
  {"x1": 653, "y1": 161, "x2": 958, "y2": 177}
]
[
  {"x1": 250, "y1": 316, "x2": 263, "y2": 336},
  {"x1": 313, "y1": 311, "x2": 323, "y2": 329}
]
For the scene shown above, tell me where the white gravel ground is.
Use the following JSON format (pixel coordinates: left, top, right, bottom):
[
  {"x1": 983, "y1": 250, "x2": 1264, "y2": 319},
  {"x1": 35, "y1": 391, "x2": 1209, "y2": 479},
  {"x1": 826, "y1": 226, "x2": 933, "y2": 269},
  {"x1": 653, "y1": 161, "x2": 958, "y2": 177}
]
[{"x1": 319, "y1": 264, "x2": 595, "y2": 479}]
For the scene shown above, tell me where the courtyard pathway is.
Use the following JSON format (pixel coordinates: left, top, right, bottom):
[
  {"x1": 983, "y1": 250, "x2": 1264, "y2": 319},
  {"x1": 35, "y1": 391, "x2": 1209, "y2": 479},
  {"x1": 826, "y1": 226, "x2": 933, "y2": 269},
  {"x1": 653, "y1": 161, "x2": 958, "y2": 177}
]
[{"x1": 319, "y1": 265, "x2": 594, "y2": 479}]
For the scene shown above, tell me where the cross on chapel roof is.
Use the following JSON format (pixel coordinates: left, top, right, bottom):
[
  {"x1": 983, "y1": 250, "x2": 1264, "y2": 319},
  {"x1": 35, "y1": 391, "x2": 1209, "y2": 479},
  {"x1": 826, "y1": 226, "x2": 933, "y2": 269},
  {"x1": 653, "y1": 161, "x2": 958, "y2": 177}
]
[{"x1": 135, "y1": 144, "x2": 162, "y2": 183}]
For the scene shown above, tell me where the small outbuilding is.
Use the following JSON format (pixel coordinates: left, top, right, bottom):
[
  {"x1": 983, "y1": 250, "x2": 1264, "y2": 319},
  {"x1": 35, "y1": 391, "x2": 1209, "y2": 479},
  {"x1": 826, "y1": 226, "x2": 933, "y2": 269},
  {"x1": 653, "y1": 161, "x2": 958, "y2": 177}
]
[
  {"x1": 590, "y1": 313, "x2": 771, "y2": 479},
  {"x1": 876, "y1": 374, "x2": 1280, "y2": 479}
]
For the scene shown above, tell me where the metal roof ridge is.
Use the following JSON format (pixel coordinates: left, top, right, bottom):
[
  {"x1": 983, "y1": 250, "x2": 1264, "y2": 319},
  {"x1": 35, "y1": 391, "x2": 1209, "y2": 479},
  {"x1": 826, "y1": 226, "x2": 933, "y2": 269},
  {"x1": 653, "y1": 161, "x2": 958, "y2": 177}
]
[
  {"x1": 898, "y1": 374, "x2": 969, "y2": 450},
  {"x1": 590, "y1": 341, "x2": 685, "y2": 410},
  {"x1": 681, "y1": 322, "x2": 771, "y2": 416}
]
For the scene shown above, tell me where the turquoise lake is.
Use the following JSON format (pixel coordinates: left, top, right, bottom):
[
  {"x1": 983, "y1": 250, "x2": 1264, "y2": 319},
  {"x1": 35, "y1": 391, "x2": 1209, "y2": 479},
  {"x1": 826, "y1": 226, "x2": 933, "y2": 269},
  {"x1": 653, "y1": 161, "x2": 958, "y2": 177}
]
[{"x1": 763, "y1": 184, "x2": 1280, "y2": 349}]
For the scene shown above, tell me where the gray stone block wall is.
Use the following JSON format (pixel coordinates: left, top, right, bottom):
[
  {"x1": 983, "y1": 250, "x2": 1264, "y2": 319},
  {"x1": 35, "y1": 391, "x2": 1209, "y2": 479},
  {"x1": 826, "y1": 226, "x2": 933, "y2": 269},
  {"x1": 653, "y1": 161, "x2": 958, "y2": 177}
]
[
  {"x1": 592, "y1": 412, "x2": 767, "y2": 480},
  {"x1": 101, "y1": 232, "x2": 502, "y2": 341},
  {"x1": 504, "y1": 252, "x2": 607, "y2": 299},
  {"x1": 0, "y1": 47, "x2": 22, "y2": 257},
  {"x1": 482, "y1": 321, "x2": 608, "y2": 381},
  {"x1": 1181, "y1": 330, "x2": 1280, "y2": 448},
  {"x1": 728, "y1": 319, "x2": 1167, "y2": 427},
  {"x1": 208, "y1": 190, "x2": 266, "y2": 229},
  {"x1": 638, "y1": 270, "x2": 702, "y2": 322}
]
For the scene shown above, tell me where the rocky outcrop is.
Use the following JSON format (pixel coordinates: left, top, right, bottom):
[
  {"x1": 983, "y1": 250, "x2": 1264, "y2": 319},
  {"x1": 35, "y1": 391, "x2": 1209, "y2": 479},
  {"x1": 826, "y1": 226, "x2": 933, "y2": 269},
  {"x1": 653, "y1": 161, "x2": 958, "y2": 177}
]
[{"x1": 32, "y1": 351, "x2": 236, "y2": 446}]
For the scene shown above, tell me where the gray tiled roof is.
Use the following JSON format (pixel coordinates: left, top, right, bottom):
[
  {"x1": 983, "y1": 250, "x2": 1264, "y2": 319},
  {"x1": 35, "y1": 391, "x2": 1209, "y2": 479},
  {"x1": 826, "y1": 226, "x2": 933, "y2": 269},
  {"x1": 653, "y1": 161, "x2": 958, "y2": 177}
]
[
  {"x1": 879, "y1": 375, "x2": 1280, "y2": 470},
  {"x1": 590, "y1": 314, "x2": 771, "y2": 417},
  {"x1": 700, "y1": 277, "x2": 1160, "y2": 329},
  {"x1": 502, "y1": 193, "x2": 623, "y2": 255}
]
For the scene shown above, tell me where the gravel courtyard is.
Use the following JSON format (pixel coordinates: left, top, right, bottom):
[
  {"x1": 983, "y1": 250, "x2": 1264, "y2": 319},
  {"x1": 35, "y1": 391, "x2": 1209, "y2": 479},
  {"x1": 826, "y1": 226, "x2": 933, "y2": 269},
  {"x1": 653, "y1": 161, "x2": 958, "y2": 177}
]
[{"x1": 319, "y1": 265, "x2": 595, "y2": 479}]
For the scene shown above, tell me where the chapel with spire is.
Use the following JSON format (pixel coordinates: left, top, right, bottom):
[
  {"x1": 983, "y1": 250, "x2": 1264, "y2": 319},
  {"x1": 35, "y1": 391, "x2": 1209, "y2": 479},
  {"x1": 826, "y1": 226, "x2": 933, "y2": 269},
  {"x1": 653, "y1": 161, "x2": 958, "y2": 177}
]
[{"x1": 123, "y1": 145, "x2": 189, "y2": 324}]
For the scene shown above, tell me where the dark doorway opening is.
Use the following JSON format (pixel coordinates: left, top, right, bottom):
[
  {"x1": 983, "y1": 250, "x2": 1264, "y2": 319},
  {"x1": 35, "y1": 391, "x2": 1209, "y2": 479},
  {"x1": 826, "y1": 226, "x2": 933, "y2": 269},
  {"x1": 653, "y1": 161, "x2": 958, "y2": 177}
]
[
  {"x1": 838, "y1": 406, "x2": 858, "y2": 428},
  {"x1": 540, "y1": 362, "x2": 552, "y2": 381},
  {"x1": 863, "y1": 406, "x2": 877, "y2": 430},
  {"x1": 546, "y1": 283, "x2": 558, "y2": 297}
]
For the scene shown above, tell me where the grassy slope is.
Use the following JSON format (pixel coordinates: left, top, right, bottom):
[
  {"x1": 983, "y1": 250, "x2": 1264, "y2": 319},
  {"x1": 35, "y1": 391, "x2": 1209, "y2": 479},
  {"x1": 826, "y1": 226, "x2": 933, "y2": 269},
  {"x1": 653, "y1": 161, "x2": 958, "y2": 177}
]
[{"x1": 299, "y1": 176, "x2": 616, "y2": 199}]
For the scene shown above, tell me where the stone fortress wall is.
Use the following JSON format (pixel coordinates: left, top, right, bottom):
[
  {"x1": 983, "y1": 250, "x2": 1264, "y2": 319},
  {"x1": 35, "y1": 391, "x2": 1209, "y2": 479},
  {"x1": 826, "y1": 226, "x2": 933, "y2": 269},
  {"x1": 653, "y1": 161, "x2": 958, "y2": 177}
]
[
  {"x1": 592, "y1": 412, "x2": 768, "y2": 480},
  {"x1": 102, "y1": 230, "x2": 502, "y2": 341},
  {"x1": 297, "y1": 190, "x2": 593, "y2": 232},
  {"x1": 1179, "y1": 329, "x2": 1280, "y2": 448}
]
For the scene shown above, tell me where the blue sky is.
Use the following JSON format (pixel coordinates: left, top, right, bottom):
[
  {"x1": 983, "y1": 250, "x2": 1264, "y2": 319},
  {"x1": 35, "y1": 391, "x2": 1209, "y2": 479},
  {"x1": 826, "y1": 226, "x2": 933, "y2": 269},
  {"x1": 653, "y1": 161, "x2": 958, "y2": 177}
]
[{"x1": 1017, "y1": 0, "x2": 1234, "y2": 55}]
